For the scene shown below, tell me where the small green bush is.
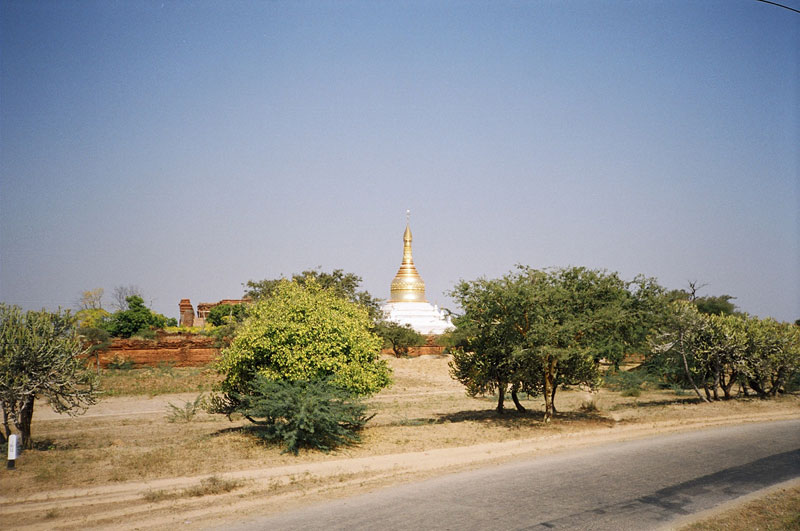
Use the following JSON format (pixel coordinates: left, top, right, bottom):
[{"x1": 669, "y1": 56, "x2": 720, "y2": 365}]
[
  {"x1": 155, "y1": 361, "x2": 175, "y2": 375},
  {"x1": 166, "y1": 394, "x2": 205, "y2": 423},
  {"x1": 783, "y1": 371, "x2": 800, "y2": 393},
  {"x1": 132, "y1": 328, "x2": 156, "y2": 340},
  {"x1": 230, "y1": 376, "x2": 372, "y2": 455},
  {"x1": 107, "y1": 355, "x2": 135, "y2": 370},
  {"x1": 604, "y1": 369, "x2": 652, "y2": 396},
  {"x1": 669, "y1": 383, "x2": 688, "y2": 396},
  {"x1": 163, "y1": 325, "x2": 208, "y2": 334},
  {"x1": 374, "y1": 320, "x2": 426, "y2": 357}
]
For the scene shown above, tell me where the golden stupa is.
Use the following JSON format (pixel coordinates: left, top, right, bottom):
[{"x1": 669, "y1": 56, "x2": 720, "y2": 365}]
[
  {"x1": 389, "y1": 222, "x2": 427, "y2": 302},
  {"x1": 382, "y1": 211, "x2": 454, "y2": 335}
]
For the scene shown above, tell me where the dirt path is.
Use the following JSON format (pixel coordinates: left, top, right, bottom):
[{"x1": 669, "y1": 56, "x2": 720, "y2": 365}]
[
  {"x1": 4, "y1": 391, "x2": 799, "y2": 531},
  {"x1": 34, "y1": 392, "x2": 203, "y2": 421}
]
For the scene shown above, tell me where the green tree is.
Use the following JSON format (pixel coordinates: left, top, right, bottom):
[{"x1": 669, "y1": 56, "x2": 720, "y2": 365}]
[
  {"x1": 75, "y1": 308, "x2": 111, "y2": 329},
  {"x1": 75, "y1": 287, "x2": 111, "y2": 329},
  {"x1": 449, "y1": 275, "x2": 528, "y2": 413},
  {"x1": 78, "y1": 325, "x2": 112, "y2": 373},
  {"x1": 111, "y1": 285, "x2": 143, "y2": 311},
  {"x1": 0, "y1": 305, "x2": 97, "y2": 448},
  {"x1": 512, "y1": 267, "x2": 646, "y2": 421},
  {"x1": 694, "y1": 295, "x2": 737, "y2": 316},
  {"x1": 450, "y1": 267, "x2": 661, "y2": 420},
  {"x1": 696, "y1": 313, "x2": 747, "y2": 400},
  {"x1": 374, "y1": 321, "x2": 426, "y2": 357},
  {"x1": 648, "y1": 306, "x2": 799, "y2": 401},
  {"x1": 664, "y1": 282, "x2": 737, "y2": 316},
  {"x1": 245, "y1": 269, "x2": 383, "y2": 321},
  {"x1": 106, "y1": 295, "x2": 168, "y2": 338},
  {"x1": 740, "y1": 317, "x2": 800, "y2": 398},
  {"x1": 648, "y1": 301, "x2": 711, "y2": 402},
  {"x1": 215, "y1": 279, "x2": 391, "y2": 407},
  {"x1": 206, "y1": 303, "x2": 248, "y2": 327}
]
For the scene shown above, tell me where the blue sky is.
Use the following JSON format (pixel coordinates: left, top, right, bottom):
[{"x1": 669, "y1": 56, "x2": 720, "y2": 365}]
[{"x1": 1, "y1": 0, "x2": 798, "y2": 322}]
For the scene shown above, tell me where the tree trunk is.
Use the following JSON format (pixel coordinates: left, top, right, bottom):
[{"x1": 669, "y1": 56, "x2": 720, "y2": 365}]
[
  {"x1": 703, "y1": 384, "x2": 712, "y2": 402},
  {"x1": 719, "y1": 370, "x2": 728, "y2": 398},
  {"x1": 550, "y1": 380, "x2": 558, "y2": 415},
  {"x1": 769, "y1": 368, "x2": 786, "y2": 397},
  {"x1": 721, "y1": 371, "x2": 736, "y2": 399},
  {"x1": 1, "y1": 406, "x2": 9, "y2": 444},
  {"x1": 748, "y1": 379, "x2": 767, "y2": 399},
  {"x1": 679, "y1": 331, "x2": 709, "y2": 403},
  {"x1": 510, "y1": 385, "x2": 526, "y2": 412},
  {"x1": 543, "y1": 358, "x2": 557, "y2": 423},
  {"x1": 496, "y1": 382, "x2": 507, "y2": 413},
  {"x1": 712, "y1": 356, "x2": 720, "y2": 401},
  {"x1": 16, "y1": 395, "x2": 35, "y2": 450}
]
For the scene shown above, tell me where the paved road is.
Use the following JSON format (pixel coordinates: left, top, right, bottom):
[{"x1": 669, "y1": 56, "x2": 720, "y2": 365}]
[{"x1": 224, "y1": 419, "x2": 800, "y2": 531}]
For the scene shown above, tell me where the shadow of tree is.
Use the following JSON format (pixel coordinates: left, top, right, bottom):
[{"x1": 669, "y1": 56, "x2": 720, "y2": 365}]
[
  {"x1": 608, "y1": 396, "x2": 702, "y2": 411},
  {"x1": 209, "y1": 426, "x2": 246, "y2": 437},
  {"x1": 433, "y1": 408, "x2": 615, "y2": 427},
  {"x1": 30, "y1": 438, "x2": 78, "y2": 451}
]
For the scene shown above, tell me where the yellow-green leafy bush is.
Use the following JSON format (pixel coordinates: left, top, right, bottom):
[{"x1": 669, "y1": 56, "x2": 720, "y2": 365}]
[{"x1": 215, "y1": 279, "x2": 390, "y2": 398}]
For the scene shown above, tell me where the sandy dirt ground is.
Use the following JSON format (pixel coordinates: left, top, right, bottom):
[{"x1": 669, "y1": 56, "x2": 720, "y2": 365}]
[{"x1": 2, "y1": 356, "x2": 799, "y2": 530}]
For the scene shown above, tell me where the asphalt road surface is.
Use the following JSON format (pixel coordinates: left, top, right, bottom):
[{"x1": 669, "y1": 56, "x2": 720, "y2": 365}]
[{"x1": 223, "y1": 419, "x2": 800, "y2": 531}]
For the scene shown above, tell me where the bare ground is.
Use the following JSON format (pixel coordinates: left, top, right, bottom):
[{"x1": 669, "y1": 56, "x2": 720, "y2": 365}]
[{"x1": 2, "y1": 356, "x2": 798, "y2": 530}]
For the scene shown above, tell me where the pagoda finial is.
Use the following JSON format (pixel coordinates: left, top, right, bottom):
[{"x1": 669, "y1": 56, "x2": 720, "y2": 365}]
[{"x1": 390, "y1": 211, "x2": 426, "y2": 302}]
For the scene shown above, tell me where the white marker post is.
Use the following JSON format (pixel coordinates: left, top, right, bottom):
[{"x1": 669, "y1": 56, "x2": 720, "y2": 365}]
[{"x1": 7, "y1": 434, "x2": 17, "y2": 469}]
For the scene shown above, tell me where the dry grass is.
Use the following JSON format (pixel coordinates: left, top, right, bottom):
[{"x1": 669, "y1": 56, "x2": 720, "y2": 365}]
[
  {"x1": 143, "y1": 475, "x2": 245, "y2": 502},
  {"x1": 682, "y1": 484, "x2": 800, "y2": 530},
  {"x1": 1, "y1": 357, "x2": 795, "y2": 498},
  {"x1": 3, "y1": 356, "x2": 799, "y2": 503},
  {"x1": 97, "y1": 365, "x2": 222, "y2": 396}
]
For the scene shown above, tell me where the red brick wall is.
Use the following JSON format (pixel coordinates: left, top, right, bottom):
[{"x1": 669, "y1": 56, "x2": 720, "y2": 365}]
[
  {"x1": 380, "y1": 335, "x2": 447, "y2": 357},
  {"x1": 98, "y1": 333, "x2": 221, "y2": 368},
  {"x1": 99, "y1": 332, "x2": 449, "y2": 368}
]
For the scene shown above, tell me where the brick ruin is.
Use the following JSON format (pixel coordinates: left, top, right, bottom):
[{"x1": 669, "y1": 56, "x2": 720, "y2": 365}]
[
  {"x1": 93, "y1": 296, "x2": 446, "y2": 368},
  {"x1": 98, "y1": 332, "x2": 220, "y2": 367},
  {"x1": 97, "y1": 332, "x2": 445, "y2": 368},
  {"x1": 179, "y1": 297, "x2": 250, "y2": 328}
]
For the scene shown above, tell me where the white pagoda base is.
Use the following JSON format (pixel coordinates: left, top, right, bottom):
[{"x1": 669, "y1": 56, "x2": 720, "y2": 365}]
[{"x1": 381, "y1": 301, "x2": 455, "y2": 335}]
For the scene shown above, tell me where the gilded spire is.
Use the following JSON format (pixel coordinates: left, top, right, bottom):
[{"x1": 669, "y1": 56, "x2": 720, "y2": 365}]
[{"x1": 390, "y1": 211, "x2": 427, "y2": 302}]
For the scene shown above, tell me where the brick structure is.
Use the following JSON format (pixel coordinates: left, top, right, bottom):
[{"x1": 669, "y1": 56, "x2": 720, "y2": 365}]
[
  {"x1": 380, "y1": 334, "x2": 447, "y2": 357},
  {"x1": 179, "y1": 297, "x2": 251, "y2": 327},
  {"x1": 179, "y1": 299, "x2": 195, "y2": 327},
  {"x1": 98, "y1": 332, "x2": 220, "y2": 367}
]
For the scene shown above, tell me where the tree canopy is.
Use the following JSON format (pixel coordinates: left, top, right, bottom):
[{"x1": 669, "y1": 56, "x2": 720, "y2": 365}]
[
  {"x1": 374, "y1": 320, "x2": 426, "y2": 357},
  {"x1": 449, "y1": 266, "x2": 664, "y2": 421},
  {"x1": 105, "y1": 295, "x2": 169, "y2": 338},
  {"x1": 0, "y1": 305, "x2": 97, "y2": 448},
  {"x1": 216, "y1": 279, "x2": 391, "y2": 401},
  {"x1": 206, "y1": 303, "x2": 248, "y2": 327},
  {"x1": 244, "y1": 268, "x2": 382, "y2": 320},
  {"x1": 665, "y1": 283, "x2": 738, "y2": 316},
  {"x1": 647, "y1": 302, "x2": 800, "y2": 401}
]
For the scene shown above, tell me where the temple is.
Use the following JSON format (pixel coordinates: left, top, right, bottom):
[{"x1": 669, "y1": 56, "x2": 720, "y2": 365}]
[
  {"x1": 179, "y1": 298, "x2": 250, "y2": 328},
  {"x1": 380, "y1": 212, "x2": 454, "y2": 335}
]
